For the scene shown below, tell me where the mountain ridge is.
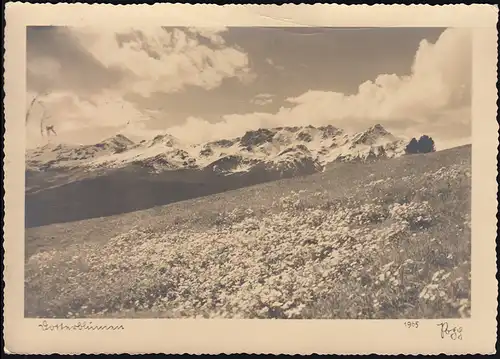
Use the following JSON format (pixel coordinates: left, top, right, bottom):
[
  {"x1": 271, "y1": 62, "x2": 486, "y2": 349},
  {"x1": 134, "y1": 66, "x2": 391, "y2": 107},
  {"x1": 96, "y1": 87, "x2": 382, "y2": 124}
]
[
  {"x1": 25, "y1": 124, "x2": 413, "y2": 227},
  {"x1": 26, "y1": 124, "x2": 408, "y2": 175}
]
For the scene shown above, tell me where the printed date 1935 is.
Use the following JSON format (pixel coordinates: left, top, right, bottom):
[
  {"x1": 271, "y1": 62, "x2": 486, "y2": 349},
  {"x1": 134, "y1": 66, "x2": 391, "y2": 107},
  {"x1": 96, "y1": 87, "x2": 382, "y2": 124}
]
[
  {"x1": 404, "y1": 321, "x2": 419, "y2": 328},
  {"x1": 437, "y1": 322, "x2": 463, "y2": 340}
]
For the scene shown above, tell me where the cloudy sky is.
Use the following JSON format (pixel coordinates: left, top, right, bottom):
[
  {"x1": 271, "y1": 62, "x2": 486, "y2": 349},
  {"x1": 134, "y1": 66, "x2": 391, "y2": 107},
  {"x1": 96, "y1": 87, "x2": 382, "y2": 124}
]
[{"x1": 26, "y1": 26, "x2": 471, "y2": 149}]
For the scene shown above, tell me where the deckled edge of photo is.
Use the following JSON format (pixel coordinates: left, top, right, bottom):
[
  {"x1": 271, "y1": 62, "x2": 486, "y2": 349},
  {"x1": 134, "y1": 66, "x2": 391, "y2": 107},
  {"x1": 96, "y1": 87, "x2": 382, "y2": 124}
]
[{"x1": 3, "y1": 3, "x2": 499, "y2": 355}]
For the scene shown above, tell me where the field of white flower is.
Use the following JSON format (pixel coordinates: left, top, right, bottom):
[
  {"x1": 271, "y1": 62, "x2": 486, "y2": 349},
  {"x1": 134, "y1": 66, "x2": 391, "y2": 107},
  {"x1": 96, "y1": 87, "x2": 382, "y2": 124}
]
[{"x1": 25, "y1": 145, "x2": 471, "y2": 319}]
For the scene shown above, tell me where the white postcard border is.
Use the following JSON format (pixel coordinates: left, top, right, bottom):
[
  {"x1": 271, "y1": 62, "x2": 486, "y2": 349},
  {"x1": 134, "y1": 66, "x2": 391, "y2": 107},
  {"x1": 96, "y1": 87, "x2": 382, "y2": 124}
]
[{"x1": 3, "y1": 3, "x2": 498, "y2": 355}]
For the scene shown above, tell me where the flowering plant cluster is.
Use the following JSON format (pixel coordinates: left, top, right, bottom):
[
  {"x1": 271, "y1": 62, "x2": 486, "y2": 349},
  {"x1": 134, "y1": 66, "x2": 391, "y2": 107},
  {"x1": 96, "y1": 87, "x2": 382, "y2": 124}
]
[{"x1": 25, "y1": 157, "x2": 471, "y2": 319}]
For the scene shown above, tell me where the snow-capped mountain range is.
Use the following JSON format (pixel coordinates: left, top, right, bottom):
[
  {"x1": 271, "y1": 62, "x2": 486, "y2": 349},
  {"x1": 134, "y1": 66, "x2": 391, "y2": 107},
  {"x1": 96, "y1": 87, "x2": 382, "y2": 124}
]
[
  {"x1": 25, "y1": 124, "x2": 410, "y2": 227},
  {"x1": 27, "y1": 124, "x2": 407, "y2": 176}
]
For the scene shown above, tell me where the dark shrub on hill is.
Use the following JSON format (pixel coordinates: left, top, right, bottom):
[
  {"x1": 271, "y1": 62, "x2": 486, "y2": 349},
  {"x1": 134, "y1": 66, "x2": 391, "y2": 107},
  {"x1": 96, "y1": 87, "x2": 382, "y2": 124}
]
[
  {"x1": 405, "y1": 135, "x2": 436, "y2": 154},
  {"x1": 418, "y1": 135, "x2": 436, "y2": 153},
  {"x1": 405, "y1": 138, "x2": 420, "y2": 154}
]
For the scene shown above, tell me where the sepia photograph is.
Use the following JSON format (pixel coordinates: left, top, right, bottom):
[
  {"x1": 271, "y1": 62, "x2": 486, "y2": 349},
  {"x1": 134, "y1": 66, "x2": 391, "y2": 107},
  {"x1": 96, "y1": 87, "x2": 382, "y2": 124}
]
[
  {"x1": 24, "y1": 25, "x2": 473, "y2": 320},
  {"x1": 3, "y1": 3, "x2": 498, "y2": 355}
]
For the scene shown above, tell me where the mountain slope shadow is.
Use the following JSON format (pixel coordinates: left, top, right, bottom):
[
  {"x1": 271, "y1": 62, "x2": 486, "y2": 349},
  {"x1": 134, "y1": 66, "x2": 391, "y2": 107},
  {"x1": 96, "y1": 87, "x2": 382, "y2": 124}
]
[
  {"x1": 25, "y1": 124, "x2": 411, "y2": 228},
  {"x1": 25, "y1": 164, "x2": 312, "y2": 228}
]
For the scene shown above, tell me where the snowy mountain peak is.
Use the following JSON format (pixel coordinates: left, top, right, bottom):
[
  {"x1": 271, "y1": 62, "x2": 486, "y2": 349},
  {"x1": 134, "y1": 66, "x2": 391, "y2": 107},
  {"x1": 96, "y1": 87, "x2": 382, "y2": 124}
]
[
  {"x1": 208, "y1": 139, "x2": 237, "y2": 148},
  {"x1": 351, "y1": 124, "x2": 395, "y2": 146},
  {"x1": 318, "y1": 124, "x2": 343, "y2": 139},
  {"x1": 149, "y1": 133, "x2": 180, "y2": 148},
  {"x1": 277, "y1": 144, "x2": 311, "y2": 159},
  {"x1": 96, "y1": 134, "x2": 135, "y2": 152},
  {"x1": 113, "y1": 133, "x2": 134, "y2": 144},
  {"x1": 240, "y1": 128, "x2": 275, "y2": 148},
  {"x1": 27, "y1": 124, "x2": 407, "y2": 176},
  {"x1": 371, "y1": 123, "x2": 387, "y2": 131}
]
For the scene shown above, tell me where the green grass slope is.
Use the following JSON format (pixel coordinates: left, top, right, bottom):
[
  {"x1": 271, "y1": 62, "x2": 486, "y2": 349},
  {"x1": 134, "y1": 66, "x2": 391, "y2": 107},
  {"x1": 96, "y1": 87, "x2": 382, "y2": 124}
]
[{"x1": 25, "y1": 145, "x2": 471, "y2": 319}]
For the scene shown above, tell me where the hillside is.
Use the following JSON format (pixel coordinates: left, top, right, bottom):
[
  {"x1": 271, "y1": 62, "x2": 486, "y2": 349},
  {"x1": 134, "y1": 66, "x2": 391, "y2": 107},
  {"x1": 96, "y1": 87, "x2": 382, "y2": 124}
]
[
  {"x1": 25, "y1": 145, "x2": 471, "y2": 319},
  {"x1": 25, "y1": 124, "x2": 407, "y2": 228}
]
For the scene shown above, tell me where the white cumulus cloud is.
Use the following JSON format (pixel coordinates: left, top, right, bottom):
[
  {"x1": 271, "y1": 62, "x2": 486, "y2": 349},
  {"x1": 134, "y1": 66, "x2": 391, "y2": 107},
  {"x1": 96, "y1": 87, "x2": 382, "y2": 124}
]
[
  {"x1": 251, "y1": 93, "x2": 275, "y2": 106},
  {"x1": 167, "y1": 28, "x2": 471, "y2": 148},
  {"x1": 25, "y1": 90, "x2": 151, "y2": 147},
  {"x1": 27, "y1": 56, "x2": 62, "y2": 83},
  {"x1": 68, "y1": 26, "x2": 254, "y2": 97},
  {"x1": 25, "y1": 26, "x2": 256, "y2": 147}
]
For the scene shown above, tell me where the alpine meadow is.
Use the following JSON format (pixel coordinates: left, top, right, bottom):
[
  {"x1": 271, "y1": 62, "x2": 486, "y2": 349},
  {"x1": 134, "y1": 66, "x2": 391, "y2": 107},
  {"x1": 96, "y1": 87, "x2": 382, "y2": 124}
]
[{"x1": 25, "y1": 26, "x2": 472, "y2": 319}]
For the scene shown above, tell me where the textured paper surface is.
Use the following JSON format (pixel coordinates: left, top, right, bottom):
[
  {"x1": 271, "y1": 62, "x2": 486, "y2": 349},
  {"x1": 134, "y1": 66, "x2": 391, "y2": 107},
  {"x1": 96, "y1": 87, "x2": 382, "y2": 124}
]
[{"x1": 4, "y1": 3, "x2": 499, "y2": 354}]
